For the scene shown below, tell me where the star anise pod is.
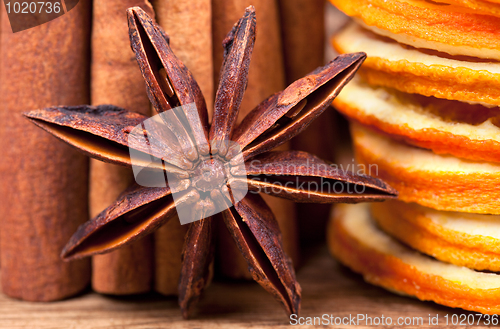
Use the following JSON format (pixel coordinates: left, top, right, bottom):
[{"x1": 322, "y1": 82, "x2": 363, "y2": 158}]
[{"x1": 23, "y1": 6, "x2": 397, "y2": 318}]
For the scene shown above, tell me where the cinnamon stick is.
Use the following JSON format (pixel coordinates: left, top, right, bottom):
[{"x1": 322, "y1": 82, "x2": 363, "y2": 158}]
[
  {"x1": 154, "y1": 216, "x2": 187, "y2": 295},
  {"x1": 0, "y1": 2, "x2": 91, "y2": 301},
  {"x1": 150, "y1": 0, "x2": 213, "y2": 295},
  {"x1": 90, "y1": 0, "x2": 155, "y2": 295},
  {"x1": 278, "y1": 0, "x2": 325, "y2": 84},
  {"x1": 151, "y1": 0, "x2": 214, "y2": 109},
  {"x1": 278, "y1": 0, "x2": 333, "y2": 244},
  {"x1": 0, "y1": 1, "x2": 2, "y2": 269},
  {"x1": 212, "y1": 0, "x2": 299, "y2": 279}
]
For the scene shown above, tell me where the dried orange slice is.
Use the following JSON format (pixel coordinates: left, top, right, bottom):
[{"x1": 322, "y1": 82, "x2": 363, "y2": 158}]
[
  {"x1": 334, "y1": 78, "x2": 500, "y2": 162},
  {"x1": 431, "y1": 0, "x2": 500, "y2": 17},
  {"x1": 372, "y1": 200, "x2": 500, "y2": 271},
  {"x1": 333, "y1": 23, "x2": 500, "y2": 105},
  {"x1": 329, "y1": 203, "x2": 500, "y2": 315},
  {"x1": 351, "y1": 122, "x2": 500, "y2": 214},
  {"x1": 329, "y1": 0, "x2": 500, "y2": 59}
]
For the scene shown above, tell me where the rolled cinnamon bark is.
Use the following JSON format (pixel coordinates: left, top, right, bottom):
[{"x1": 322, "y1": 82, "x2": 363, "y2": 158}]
[
  {"x1": 0, "y1": 2, "x2": 91, "y2": 301},
  {"x1": 90, "y1": 0, "x2": 155, "y2": 295},
  {"x1": 278, "y1": 0, "x2": 333, "y2": 244},
  {"x1": 212, "y1": 0, "x2": 299, "y2": 279},
  {"x1": 213, "y1": 0, "x2": 285, "y2": 114},
  {"x1": 278, "y1": 0, "x2": 325, "y2": 84},
  {"x1": 154, "y1": 216, "x2": 188, "y2": 295},
  {"x1": 0, "y1": 0, "x2": 2, "y2": 269},
  {"x1": 151, "y1": 0, "x2": 213, "y2": 109},
  {"x1": 150, "y1": 0, "x2": 213, "y2": 295}
]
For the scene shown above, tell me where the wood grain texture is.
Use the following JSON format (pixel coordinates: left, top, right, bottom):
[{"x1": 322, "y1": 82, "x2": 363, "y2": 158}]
[
  {"x1": 90, "y1": 0, "x2": 155, "y2": 295},
  {"x1": 0, "y1": 247, "x2": 484, "y2": 328},
  {"x1": 212, "y1": 0, "x2": 298, "y2": 279},
  {"x1": 0, "y1": 1, "x2": 91, "y2": 301}
]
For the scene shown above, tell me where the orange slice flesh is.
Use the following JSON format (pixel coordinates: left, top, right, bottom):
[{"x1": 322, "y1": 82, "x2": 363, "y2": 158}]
[
  {"x1": 333, "y1": 23, "x2": 500, "y2": 105},
  {"x1": 329, "y1": 0, "x2": 500, "y2": 59},
  {"x1": 372, "y1": 200, "x2": 500, "y2": 271},
  {"x1": 329, "y1": 203, "x2": 500, "y2": 315},
  {"x1": 351, "y1": 122, "x2": 500, "y2": 214},
  {"x1": 358, "y1": 21, "x2": 500, "y2": 61},
  {"x1": 334, "y1": 78, "x2": 500, "y2": 162}
]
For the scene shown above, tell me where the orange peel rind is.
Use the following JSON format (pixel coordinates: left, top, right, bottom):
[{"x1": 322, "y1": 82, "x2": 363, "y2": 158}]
[
  {"x1": 329, "y1": 203, "x2": 500, "y2": 315},
  {"x1": 334, "y1": 78, "x2": 500, "y2": 162},
  {"x1": 333, "y1": 23, "x2": 500, "y2": 105},
  {"x1": 329, "y1": 0, "x2": 500, "y2": 59},
  {"x1": 372, "y1": 200, "x2": 500, "y2": 271},
  {"x1": 351, "y1": 122, "x2": 500, "y2": 214},
  {"x1": 433, "y1": 0, "x2": 500, "y2": 17}
]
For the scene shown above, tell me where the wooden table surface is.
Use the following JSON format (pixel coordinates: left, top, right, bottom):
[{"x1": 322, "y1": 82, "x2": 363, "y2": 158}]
[{"x1": 0, "y1": 247, "x2": 489, "y2": 329}]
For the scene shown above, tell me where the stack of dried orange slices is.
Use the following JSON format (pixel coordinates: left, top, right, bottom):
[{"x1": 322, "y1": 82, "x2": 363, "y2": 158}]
[{"x1": 328, "y1": 0, "x2": 500, "y2": 314}]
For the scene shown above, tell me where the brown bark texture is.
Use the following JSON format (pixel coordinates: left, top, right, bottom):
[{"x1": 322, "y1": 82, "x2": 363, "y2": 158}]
[
  {"x1": 151, "y1": 0, "x2": 214, "y2": 109},
  {"x1": 279, "y1": 0, "x2": 333, "y2": 244},
  {"x1": 0, "y1": 0, "x2": 2, "y2": 268},
  {"x1": 212, "y1": 0, "x2": 299, "y2": 279},
  {"x1": 150, "y1": 0, "x2": 212, "y2": 295},
  {"x1": 90, "y1": 0, "x2": 155, "y2": 295},
  {"x1": 154, "y1": 217, "x2": 187, "y2": 296},
  {"x1": 0, "y1": 1, "x2": 91, "y2": 301}
]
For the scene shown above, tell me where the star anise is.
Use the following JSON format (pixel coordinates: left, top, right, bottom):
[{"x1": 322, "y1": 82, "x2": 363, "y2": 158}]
[{"x1": 23, "y1": 6, "x2": 396, "y2": 318}]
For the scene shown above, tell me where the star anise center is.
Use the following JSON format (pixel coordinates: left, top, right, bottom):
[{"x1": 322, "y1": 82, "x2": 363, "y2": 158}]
[{"x1": 190, "y1": 156, "x2": 228, "y2": 193}]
